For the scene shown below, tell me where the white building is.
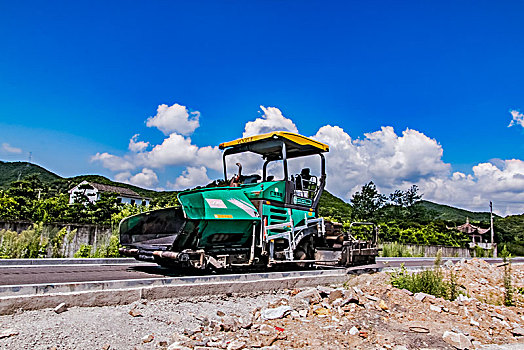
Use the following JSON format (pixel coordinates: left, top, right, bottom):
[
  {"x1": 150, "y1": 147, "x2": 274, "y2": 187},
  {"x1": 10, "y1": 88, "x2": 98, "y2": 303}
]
[{"x1": 68, "y1": 181, "x2": 150, "y2": 206}]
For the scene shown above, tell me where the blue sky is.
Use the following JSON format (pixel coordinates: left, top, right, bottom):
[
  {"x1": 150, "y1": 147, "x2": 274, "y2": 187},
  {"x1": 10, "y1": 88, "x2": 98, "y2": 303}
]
[{"x1": 1, "y1": 1, "x2": 523, "y2": 215}]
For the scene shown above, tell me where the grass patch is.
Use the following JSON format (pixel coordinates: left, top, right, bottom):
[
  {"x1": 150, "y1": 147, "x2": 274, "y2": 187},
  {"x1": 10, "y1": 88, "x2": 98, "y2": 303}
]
[{"x1": 390, "y1": 251, "x2": 462, "y2": 300}]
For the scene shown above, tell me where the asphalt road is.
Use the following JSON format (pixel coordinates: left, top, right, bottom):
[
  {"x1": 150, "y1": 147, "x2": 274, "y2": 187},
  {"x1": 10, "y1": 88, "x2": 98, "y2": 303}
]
[{"x1": 0, "y1": 257, "x2": 522, "y2": 286}]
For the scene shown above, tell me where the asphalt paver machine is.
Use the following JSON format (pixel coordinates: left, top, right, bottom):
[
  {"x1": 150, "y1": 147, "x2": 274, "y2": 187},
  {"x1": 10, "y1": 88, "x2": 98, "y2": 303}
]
[{"x1": 119, "y1": 131, "x2": 378, "y2": 270}]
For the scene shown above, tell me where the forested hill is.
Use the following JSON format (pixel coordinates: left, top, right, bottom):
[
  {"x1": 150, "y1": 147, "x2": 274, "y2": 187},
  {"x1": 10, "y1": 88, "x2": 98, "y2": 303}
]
[
  {"x1": 0, "y1": 161, "x2": 61, "y2": 186},
  {"x1": 414, "y1": 200, "x2": 499, "y2": 223},
  {"x1": 0, "y1": 161, "x2": 498, "y2": 222},
  {"x1": 0, "y1": 161, "x2": 164, "y2": 198}
]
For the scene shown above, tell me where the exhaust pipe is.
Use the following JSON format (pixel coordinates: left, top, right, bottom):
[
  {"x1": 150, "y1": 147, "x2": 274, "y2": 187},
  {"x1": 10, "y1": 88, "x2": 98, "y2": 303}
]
[
  {"x1": 119, "y1": 248, "x2": 139, "y2": 256},
  {"x1": 152, "y1": 251, "x2": 179, "y2": 260}
]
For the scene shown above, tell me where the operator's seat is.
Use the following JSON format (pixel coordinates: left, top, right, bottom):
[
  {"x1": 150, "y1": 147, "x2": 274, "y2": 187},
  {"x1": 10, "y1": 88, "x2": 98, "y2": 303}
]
[{"x1": 295, "y1": 168, "x2": 311, "y2": 190}]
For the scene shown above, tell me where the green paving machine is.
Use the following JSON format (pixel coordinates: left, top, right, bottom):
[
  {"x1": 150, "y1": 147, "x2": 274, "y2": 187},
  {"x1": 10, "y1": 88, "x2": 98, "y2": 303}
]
[{"x1": 119, "y1": 131, "x2": 378, "y2": 269}]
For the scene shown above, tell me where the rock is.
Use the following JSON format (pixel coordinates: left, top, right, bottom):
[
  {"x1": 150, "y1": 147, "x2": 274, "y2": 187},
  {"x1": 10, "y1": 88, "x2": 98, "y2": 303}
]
[
  {"x1": 442, "y1": 331, "x2": 472, "y2": 349},
  {"x1": 444, "y1": 260, "x2": 455, "y2": 269},
  {"x1": 455, "y1": 294, "x2": 472, "y2": 303},
  {"x1": 259, "y1": 324, "x2": 276, "y2": 335},
  {"x1": 261, "y1": 334, "x2": 278, "y2": 347},
  {"x1": 492, "y1": 317, "x2": 510, "y2": 328},
  {"x1": 471, "y1": 341, "x2": 482, "y2": 348},
  {"x1": 470, "y1": 318, "x2": 480, "y2": 327},
  {"x1": 314, "y1": 307, "x2": 330, "y2": 316},
  {"x1": 400, "y1": 289, "x2": 413, "y2": 296},
  {"x1": 451, "y1": 327, "x2": 468, "y2": 336},
  {"x1": 414, "y1": 293, "x2": 426, "y2": 302},
  {"x1": 328, "y1": 289, "x2": 344, "y2": 303},
  {"x1": 512, "y1": 326, "x2": 524, "y2": 336},
  {"x1": 414, "y1": 292, "x2": 435, "y2": 302},
  {"x1": 196, "y1": 316, "x2": 210, "y2": 326},
  {"x1": 53, "y1": 302, "x2": 68, "y2": 314},
  {"x1": 170, "y1": 333, "x2": 190, "y2": 344},
  {"x1": 260, "y1": 305, "x2": 292, "y2": 320},
  {"x1": 491, "y1": 312, "x2": 506, "y2": 321},
  {"x1": 217, "y1": 310, "x2": 226, "y2": 317},
  {"x1": 239, "y1": 318, "x2": 253, "y2": 329},
  {"x1": 290, "y1": 310, "x2": 300, "y2": 318},
  {"x1": 221, "y1": 316, "x2": 238, "y2": 332},
  {"x1": 293, "y1": 288, "x2": 321, "y2": 305},
  {"x1": 393, "y1": 346, "x2": 409, "y2": 350},
  {"x1": 379, "y1": 300, "x2": 389, "y2": 311},
  {"x1": 366, "y1": 295, "x2": 379, "y2": 301},
  {"x1": 227, "y1": 340, "x2": 246, "y2": 350},
  {"x1": 129, "y1": 309, "x2": 142, "y2": 317},
  {"x1": 142, "y1": 334, "x2": 154, "y2": 343},
  {"x1": 349, "y1": 326, "x2": 359, "y2": 335},
  {"x1": 430, "y1": 305, "x2": 442, "y2": 313},
  {"x1": 0, "y1": 328, "x2": 18, "y2": 339},
  {"x1": 298, "y1": 309, "x2": 308, "y2": 318},
  {"x1": 168, "y1": 344, "x2": 191, "y2": 350},
  {"x1": 352, "y1": 286, "x2": 363, "y2": 295},
  {"x1": 409, "y1": 326, "x2": 430, "y2": 334},
  {"x1": 332, "y1": 298, "x2": 346, "y2": 307},
  {"x1": 102, "y1": 344, "x2": 110, "y2": 350},
  {"x1": 184, "y1": 326, "x2": 203, "y2": 336},
  {"x1": 316, "y1": 285, "x2": 335, "y2": 297}
]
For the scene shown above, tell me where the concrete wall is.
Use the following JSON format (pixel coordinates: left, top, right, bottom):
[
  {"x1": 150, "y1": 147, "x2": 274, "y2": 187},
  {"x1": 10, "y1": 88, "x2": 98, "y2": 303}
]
[
  {"x1": 0, "y1": 221, "x2": 112, "y2": 258},
  {"x1": 380, "y1": 242, "x2": 472, "y2": 258}
]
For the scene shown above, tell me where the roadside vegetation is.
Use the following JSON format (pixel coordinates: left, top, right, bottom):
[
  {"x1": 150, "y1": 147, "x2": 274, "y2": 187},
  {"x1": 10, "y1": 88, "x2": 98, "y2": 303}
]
[
  {"x1": 390, "y1": 251, "x2": 461, "y2": 300},
  {"x1": 0, "y1": 161, "x2": 522, "y2": 257}
]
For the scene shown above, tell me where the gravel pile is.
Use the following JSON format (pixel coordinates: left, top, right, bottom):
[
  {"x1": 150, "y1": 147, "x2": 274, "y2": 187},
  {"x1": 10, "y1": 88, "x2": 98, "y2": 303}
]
[{"x1": 0, "y1": 259, "x2": 523, "y2": 349}]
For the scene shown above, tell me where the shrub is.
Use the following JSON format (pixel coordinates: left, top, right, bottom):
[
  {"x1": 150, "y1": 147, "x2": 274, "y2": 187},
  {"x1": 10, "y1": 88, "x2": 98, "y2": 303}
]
[
  {"x1": 502, "y1": 245, "x2": 514, "y2": 306},
  {"x1": 0, "y1": 224, "x2": 48, "y2": 258},
  {"x1": 74, "y1": 244, "x2": 93, "y2": 258},
  {"x1": 390, "y1": 254, "x2": 463, "y2": 300},
  {"x1": 92, "y1": 234, "x2": 121, "y2": 258},
  {"x1": 381, "y1": 242, "x2": 413, "y2": 257}
]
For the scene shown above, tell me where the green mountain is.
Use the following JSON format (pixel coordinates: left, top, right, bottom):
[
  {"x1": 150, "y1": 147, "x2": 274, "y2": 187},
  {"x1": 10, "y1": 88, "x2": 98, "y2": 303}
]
[
  {"x1": 414, "y1": 200, "x2": 498, "y2": 223},
  {"x1": 0, "y1": 161, "x2": 500, "y2": 224},
  {"x1": 318, "y1": 190, "x2": 352, "y2": 222},
  {"x1": 0, "y1": 162, "x2": 172, "y2": 200},
  {"x1": 0, "y1": 161, "x2": 61, "y2": 188}
]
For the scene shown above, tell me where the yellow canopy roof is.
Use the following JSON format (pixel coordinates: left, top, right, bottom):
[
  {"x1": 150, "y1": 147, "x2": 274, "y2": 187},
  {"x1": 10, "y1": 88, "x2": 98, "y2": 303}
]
[{"x1": 219, "y1": 131, "x2": 329, "y2": 159}]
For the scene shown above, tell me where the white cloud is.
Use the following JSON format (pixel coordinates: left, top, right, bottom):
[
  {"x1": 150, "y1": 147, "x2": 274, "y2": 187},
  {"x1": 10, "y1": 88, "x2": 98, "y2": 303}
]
[
  {"x1": 312, "y1": 125, "x2": 450, "y2": 198},
  {"x1": 91, "y1": 103, "x2": 524, "y2": 215},
  {"x1": 146, "y1": 103, "x2": 200, "y2": 136},
  {"x1": 91, "y1": 152, "x2": 135, "y2": 171},
  {"x1": 115, "y1": 168, "x2": 159, "y2": 188},
  {"x1": 196, "y1": 146, "x2": 223, "y2": 171},
  {"x1": 243, "y1": 106, "x2": 298, "y2": 137},
  {"x1": 1, "y1": 142, "x2": 22, "y2": 154},
  {"x1": 128, "y1": 134, "x2": 149, "y2": 152},
  {"x1": 420, "y1": 160, "x2": 524, "y2": 215},
  {"x1": 137, "y1": 133, "x2": 199, "y2": 168},
  {"x1": 168, "y1": 166, "x2": 211, "y2": 190},
  {"x1": 508, "y1": 110, "x2": 524, "y2": 128},
  {"x1": 311, "y1": 124, "x2": 524, "y2": 215}
]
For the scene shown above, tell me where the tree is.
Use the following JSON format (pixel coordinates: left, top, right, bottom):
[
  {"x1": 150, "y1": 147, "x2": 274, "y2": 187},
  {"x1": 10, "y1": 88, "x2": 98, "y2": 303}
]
[
  {"x1": 351, "y1": 182, "x2": 386, "y2": 222},
  {"x1": 403, "y1": 185, "x2": 422, "y2": 207}
]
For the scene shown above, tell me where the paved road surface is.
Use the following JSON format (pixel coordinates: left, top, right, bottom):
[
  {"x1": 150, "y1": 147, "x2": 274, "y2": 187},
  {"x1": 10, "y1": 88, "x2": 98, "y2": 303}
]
[{"x1": 0, "y1": 257, "x2": 522, "y2": 286}]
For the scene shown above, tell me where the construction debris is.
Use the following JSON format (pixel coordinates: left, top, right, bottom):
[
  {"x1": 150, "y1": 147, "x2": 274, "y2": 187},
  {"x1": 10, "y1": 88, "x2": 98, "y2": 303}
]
[
  {"x1": 53, "y1": 302, "x2": 67, "y2": 314},
  {"x1": 0, "y1": 258, "x2": 523, "y2": 349}
]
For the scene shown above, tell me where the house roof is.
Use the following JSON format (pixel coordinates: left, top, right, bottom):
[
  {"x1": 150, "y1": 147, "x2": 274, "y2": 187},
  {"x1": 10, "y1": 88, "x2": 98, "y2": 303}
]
[
  {"x1": 454, "y1": 218, "x2": 490, "y2": 235},
  {"x1": 72, "y1": 181, "x2": 143, "y2": 198}
]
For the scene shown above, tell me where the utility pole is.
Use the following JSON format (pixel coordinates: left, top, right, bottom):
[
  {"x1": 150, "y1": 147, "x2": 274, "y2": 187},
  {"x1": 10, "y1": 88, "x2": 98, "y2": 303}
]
[{"x1": 490, "y1": 201, "x2": 497, "y2": 257}]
